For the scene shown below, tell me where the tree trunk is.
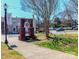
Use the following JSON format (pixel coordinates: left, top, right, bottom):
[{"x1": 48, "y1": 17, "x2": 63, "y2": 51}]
[{"x1": 44, "y1": 17, "x2": 49, "y2": 39}]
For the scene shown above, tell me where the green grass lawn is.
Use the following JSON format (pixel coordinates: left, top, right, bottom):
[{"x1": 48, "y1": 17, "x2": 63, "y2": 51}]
[
  {"x1": 1, "y1": 43, "x2": 26, "y2": 59},
  {"x1": 34, "y1": 33, "x2": 78, "y2": 56}
]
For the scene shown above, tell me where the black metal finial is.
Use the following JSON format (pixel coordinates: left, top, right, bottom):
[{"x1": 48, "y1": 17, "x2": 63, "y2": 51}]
[{"x1": 4, "y1": 3, "x2": 7, "y2": 9}]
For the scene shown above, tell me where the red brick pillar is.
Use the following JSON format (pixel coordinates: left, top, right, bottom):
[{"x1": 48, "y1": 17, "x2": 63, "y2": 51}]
[
  {"x1": 19, "y1": 19, "x2": 25, "y2": 41},
  {"x1": 29, "y1": 19, "x2": 34, "y2": 37}
]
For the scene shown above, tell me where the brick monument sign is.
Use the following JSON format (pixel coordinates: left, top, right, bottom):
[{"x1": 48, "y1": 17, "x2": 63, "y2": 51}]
[{"x1": 19, "y1": 18, "x2": 34, "y2": 41}]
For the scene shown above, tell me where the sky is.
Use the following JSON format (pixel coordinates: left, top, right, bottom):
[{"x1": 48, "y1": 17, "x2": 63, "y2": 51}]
[
  {"x1": 1, "y1": 0, "x2": 33, "y2": 18},
  {"x1": 1, "y1": 0, "x2": 68, "y2": 18}
]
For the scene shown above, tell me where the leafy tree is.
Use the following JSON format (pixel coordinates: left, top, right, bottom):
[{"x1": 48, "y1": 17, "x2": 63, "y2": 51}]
[{"x1": 53, "y1": 17, "x2": 62, "y2": 27}]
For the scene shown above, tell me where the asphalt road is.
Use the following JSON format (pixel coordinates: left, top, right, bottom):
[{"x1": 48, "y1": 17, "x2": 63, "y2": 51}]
[
  {"x1": 1, "y1": 30, "x2": 78, "y2": 38},
  {"x1": 49, "y1": 30, "x2": 78, "y2": 34}
]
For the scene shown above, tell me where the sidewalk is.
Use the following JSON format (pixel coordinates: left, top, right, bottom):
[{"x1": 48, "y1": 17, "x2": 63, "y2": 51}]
[{"x1": 1, "y1": 35, "x2": 78, "y2": 59}]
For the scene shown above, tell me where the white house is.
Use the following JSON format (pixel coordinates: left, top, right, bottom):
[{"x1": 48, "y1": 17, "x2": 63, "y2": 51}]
[
  {"x1": 1, "y1": 13, "x2": 36, "y2": 34},
  {"x1": 1, "y1": 13, "x2": 20, "y2": 34}
]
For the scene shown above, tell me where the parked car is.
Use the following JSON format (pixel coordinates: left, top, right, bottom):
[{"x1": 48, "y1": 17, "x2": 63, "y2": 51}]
[
  {"x1": 53, "y1": 28, "x2": 57, "y2": 30},
  {"x1": 73, "y1": 27, "x2": 78, "y2": 30},
  {"x1": 72, "y1": 26, "x2": 78, "y2": 30},
  {"x1": 56, "y1": 28, "x2": 64, "y2": 31}
]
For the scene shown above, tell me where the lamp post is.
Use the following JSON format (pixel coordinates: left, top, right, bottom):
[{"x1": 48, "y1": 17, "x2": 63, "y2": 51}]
[{"x1": 4, "y1": 3, "x2": 8, "y2": 44}]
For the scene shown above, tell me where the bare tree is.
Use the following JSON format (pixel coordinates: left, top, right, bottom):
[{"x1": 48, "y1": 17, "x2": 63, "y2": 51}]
[
  {"x1": 50, "y1": 0, "x2": 78, "y2": 28},
  {"x1": 69, "y1": 0, "x2": 78, "y2": 13},
  {"x1": 57, "y1": 0, "x2": 78, "y2": 27},
  {"x1": 21, "y1": 0, "x2": 59, "y2": 39}
]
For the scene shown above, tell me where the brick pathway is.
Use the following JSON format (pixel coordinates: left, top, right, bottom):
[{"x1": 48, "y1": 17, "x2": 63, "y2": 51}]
[{"x1": 1, "y1": 35, "x2": 78, "y2": 59}]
